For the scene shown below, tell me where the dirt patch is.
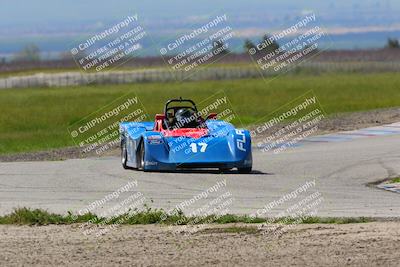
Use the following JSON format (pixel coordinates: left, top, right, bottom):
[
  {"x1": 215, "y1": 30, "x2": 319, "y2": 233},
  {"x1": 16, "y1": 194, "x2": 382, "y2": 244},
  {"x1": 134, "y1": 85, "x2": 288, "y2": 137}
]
[
  {"x1": 0, "y1": 222, "x2": 399, "y2": 266},
  {"x1": 1, "y1": 107, "x2": 399, "y2": 162},
  {"x1": 316, "y1": 107, "x2": 400, "y2": 133},
  {"x1": 250, "y1": 107, "x2": 400, "y2": 140},
  {"x1": 0, "y1": 145, "x2": 119, "y2": 162}
]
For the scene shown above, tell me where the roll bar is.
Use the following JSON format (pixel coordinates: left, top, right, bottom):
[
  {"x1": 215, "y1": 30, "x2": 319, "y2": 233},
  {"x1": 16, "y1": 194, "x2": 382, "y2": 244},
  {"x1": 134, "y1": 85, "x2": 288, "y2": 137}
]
[{"x1": 164, "y1": 97, "x2": 198, "y2": 114}]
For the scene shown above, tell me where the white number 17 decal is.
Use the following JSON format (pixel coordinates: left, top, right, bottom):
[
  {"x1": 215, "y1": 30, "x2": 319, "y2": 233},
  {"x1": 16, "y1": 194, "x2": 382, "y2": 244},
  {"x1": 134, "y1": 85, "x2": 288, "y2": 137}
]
[{"x1": 190, "y1": 142, "x2": 208, "y2": 153}]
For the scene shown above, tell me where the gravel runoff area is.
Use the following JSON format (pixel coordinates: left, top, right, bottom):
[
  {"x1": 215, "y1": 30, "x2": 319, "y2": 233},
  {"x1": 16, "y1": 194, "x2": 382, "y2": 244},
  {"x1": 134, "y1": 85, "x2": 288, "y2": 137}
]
[
  {"x1": 0, "y1": 222, "x2": 399, "y2": 266},
  {"x1": 1, "y1": 107, "x2": 399, "y2": 162}
]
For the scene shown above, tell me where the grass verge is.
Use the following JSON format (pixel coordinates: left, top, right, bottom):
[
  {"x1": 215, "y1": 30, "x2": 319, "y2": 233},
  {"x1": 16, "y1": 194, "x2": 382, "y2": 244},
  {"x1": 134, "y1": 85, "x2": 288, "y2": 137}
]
[
  {"x1": 389, "y1": 177, "x2": 400, "y2": 183},
  {"x1": 0, "y1": 208, "x2": 373, "y2": 226},
  {"x1": 1, "y1": 72, "x2": 400, "y2": 154}
]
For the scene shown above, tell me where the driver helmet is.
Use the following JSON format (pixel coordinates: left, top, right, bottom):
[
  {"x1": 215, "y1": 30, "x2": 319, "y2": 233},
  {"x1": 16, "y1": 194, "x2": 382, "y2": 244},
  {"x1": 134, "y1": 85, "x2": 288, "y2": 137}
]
[{"x1": 174, "y1": 108, "x2": 197, "y2": 128}]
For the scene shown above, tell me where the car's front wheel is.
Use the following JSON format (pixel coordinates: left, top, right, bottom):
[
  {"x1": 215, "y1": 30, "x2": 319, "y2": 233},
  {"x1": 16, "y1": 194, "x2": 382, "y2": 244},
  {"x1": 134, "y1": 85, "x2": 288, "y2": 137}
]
[
  {"x1": 237, "y1": 167, "x2": 252, "y2": 174},
  {"x1": 121, "y1": 141, "x2": 129, "y2": 169},
  {"x1": 136, "y1": 140, "x2": 145, "y2": 171}
]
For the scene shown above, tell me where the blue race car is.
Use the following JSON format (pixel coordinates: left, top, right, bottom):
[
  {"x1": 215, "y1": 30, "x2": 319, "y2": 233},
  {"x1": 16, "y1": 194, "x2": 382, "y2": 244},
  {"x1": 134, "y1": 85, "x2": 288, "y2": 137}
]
[{"x1": 120, "y1": 98, "x2": 252, "y2": 173}]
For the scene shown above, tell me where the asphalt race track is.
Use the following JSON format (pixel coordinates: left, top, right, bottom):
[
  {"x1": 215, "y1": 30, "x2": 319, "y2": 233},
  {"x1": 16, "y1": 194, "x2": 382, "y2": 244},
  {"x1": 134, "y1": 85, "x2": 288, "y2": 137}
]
[{"x1": 1, "y1": 125, "x2": 399, "y2": 218}]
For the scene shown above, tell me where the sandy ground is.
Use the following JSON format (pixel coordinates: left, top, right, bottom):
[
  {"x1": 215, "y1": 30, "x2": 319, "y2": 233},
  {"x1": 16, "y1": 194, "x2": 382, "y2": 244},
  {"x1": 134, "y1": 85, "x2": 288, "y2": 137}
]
[{"x1": 0, "y1": 222, "x2": 399, "y2": 266}]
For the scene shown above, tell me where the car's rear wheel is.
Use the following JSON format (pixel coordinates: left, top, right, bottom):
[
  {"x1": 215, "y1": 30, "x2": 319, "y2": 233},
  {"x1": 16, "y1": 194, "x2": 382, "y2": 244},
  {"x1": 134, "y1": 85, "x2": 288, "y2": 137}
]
[
  {"x1": 237, "y1": 167, "x2": 252, "y2": 174},
  {"x1": 121, "y1": 141, "x2": 129, "y2": 169},
  {"x1": 137, "y1": 140, "x2": 145, "y2": 171}
]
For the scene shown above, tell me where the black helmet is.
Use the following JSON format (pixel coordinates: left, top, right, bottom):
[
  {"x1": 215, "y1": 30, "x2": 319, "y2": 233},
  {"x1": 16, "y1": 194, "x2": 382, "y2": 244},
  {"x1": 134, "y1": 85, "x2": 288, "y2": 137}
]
[{"x1": 174, "y1": 108, "x2": 198, "y2": 128}]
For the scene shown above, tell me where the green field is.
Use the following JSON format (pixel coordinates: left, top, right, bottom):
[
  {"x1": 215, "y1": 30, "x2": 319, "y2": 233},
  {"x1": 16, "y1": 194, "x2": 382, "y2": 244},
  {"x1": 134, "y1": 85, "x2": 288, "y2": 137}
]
[{"x1": 1, "y1": 72, "x2": 400, "y2": 154}]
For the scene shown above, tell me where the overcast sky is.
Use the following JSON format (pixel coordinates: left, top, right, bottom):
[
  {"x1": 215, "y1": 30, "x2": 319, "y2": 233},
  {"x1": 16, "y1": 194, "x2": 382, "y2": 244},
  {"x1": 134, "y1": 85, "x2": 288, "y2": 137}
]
[
  {"x1": 0, "y1": 0, "x2": 398, "y2": 26},
  {"x1": 0, "y1": 0, "x2": 398, "y2": 54}
]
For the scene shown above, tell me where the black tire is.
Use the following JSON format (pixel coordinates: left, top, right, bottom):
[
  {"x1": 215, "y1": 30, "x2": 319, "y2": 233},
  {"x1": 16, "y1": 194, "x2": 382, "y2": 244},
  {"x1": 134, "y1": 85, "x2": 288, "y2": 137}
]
[
  {"x1": 136, "y1": 140, "x2": 145, "y2": 171},
  {"x1": 237, "y1": 167, "x2": 252, "y2": 174},
  {"x1": 121, "y1": 141, "x2": 129, "y2": 169}
]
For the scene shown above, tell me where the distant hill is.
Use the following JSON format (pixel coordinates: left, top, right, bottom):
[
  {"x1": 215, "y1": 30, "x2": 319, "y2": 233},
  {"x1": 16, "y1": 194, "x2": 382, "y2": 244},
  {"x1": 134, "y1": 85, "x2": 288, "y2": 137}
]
[{"x1": 0, "y1": 0, "x2": 399, "y2": 59}]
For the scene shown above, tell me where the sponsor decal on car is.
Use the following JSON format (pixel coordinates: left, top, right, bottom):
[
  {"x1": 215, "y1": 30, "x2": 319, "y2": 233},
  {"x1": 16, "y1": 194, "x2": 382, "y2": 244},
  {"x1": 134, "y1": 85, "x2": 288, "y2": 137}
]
[
  {"x1": 235, "y1": 129, "x2": 246, "y2": 152},
  {"x1": 148, "y1": 135, "x2": 163, "y2": 144}
]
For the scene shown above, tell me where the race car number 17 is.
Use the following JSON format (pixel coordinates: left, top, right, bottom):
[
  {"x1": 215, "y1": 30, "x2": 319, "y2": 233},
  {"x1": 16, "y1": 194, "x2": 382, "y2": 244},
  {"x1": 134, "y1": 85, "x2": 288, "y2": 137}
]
[{"x1": 190, "y1": 142, "x2": 208, "y2": 153}]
